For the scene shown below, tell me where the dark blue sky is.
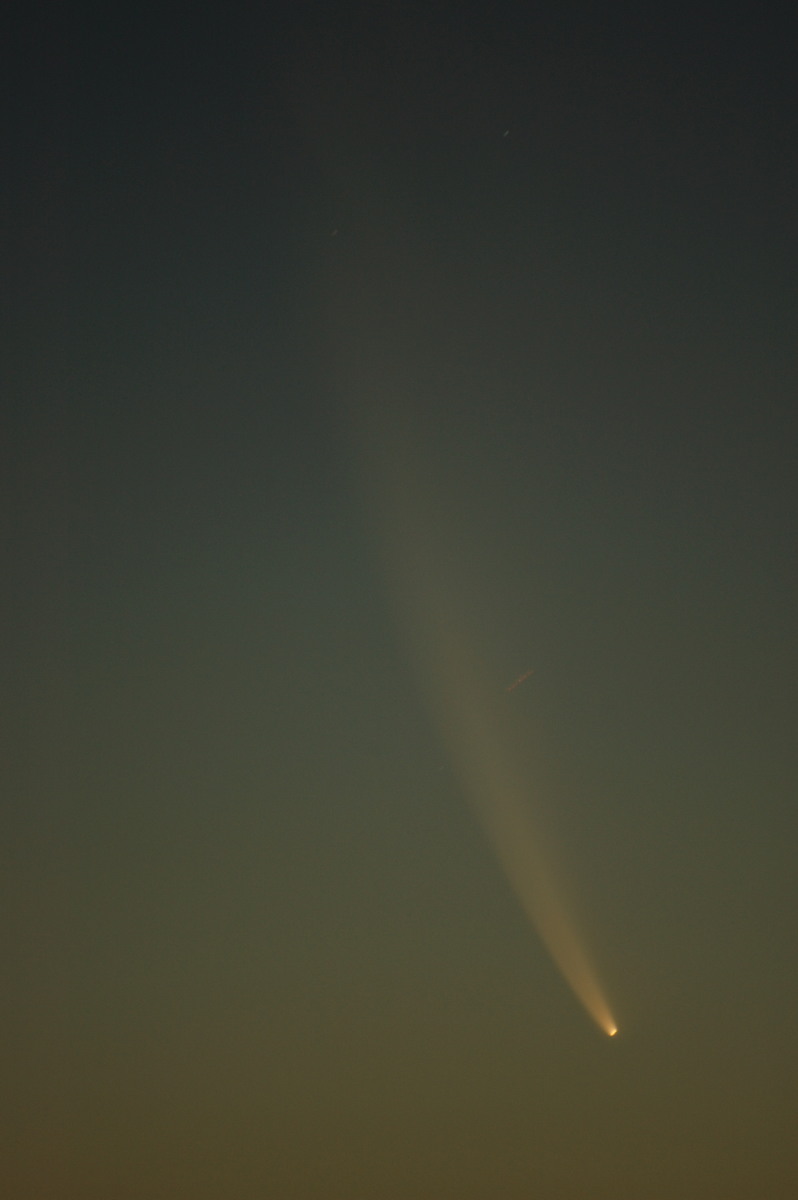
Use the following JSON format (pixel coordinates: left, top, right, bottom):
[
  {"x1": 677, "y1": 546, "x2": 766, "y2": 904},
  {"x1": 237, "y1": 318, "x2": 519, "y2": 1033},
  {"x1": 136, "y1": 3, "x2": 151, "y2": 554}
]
[{"x1": 3, "y1": 4, "x2": 797, "y2": 1197}]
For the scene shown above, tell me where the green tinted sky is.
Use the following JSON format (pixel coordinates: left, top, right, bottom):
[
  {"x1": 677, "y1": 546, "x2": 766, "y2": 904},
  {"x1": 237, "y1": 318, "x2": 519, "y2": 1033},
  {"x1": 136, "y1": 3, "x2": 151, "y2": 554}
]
[{"x1": 3, "y1": 4, "x2": 796, "y2": 1197}]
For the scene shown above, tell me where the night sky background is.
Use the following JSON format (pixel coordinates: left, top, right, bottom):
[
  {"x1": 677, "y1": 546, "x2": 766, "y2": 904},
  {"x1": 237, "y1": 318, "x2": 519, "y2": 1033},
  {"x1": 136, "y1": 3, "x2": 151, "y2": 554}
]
[{"x1": 3, "y1": 4, "x2": 797, "y2": 1197}]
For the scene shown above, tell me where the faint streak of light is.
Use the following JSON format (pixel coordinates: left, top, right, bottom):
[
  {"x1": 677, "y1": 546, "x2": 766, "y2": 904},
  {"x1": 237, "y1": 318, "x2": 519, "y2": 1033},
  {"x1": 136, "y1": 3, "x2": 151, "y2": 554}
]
[{"x1": 505, "y1": 668, "x2": 534, "y2": 693}]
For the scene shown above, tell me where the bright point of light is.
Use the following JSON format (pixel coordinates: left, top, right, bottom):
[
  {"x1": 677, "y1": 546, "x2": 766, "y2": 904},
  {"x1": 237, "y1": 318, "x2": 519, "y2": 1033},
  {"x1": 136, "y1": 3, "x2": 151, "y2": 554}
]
[{"x1": 608, "y1": 1026, "x2": 618, "y2": 1037}]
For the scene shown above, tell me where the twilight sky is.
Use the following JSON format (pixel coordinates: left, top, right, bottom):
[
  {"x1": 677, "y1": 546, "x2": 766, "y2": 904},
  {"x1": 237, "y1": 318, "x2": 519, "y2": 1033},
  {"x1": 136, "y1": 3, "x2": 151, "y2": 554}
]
[{"x1": 3, "y1": 4, "x2": 797, "y2": 1197}]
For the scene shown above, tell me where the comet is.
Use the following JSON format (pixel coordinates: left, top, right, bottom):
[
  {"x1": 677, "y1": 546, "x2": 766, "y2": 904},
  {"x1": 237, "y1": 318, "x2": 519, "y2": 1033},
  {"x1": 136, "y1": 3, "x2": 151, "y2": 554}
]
[
  {"x1": 377, "y1": 521, "x2": 619, "y2": 1038},
  {"x1": 440, "y1": 672, "x2": 619, "y2": 1039},
  {"x1": 327, "y1": 204, "x2": 618, "y2": 1038}
]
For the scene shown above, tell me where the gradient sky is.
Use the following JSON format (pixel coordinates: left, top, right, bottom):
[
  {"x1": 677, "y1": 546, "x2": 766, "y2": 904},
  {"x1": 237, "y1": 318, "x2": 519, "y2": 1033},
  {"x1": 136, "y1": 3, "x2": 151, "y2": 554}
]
[{"x1": 3, "y1": 4, "x2": 797, "y2": 1197}]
